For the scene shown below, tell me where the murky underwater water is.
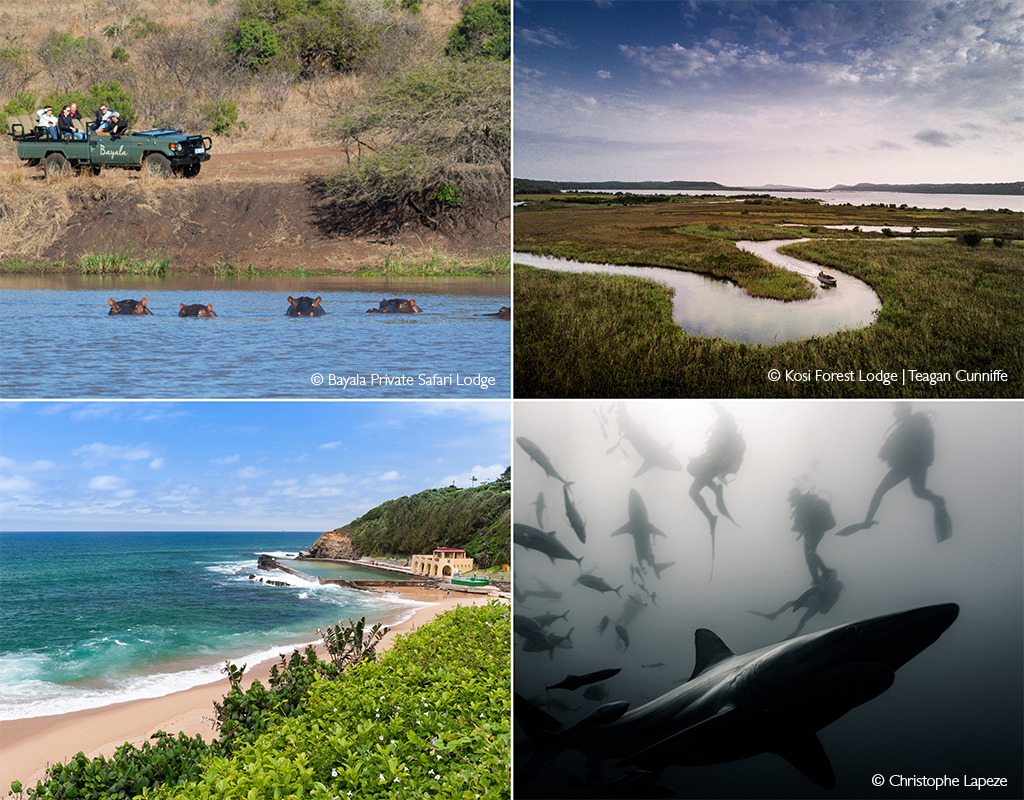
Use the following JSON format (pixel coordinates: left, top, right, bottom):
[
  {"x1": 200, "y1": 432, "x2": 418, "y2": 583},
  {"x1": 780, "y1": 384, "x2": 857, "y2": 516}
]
[{"x1": 0, "y1": 275, "x2": 511, "y2": 398}]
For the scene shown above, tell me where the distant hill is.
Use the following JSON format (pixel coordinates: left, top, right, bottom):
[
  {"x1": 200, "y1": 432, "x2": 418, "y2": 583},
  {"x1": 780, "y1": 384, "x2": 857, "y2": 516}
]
[
  {"x1": 515, "y1": 178, "x2": 734, "y2": 193},
  {"x1": 516, "y1": 178, "x2": 1023, "y2": 196},
  {"x1": 309, "y1": 469, "x2": 511, "y2": 568},
  {"x1": 828, "y1": 182, "x2": 1023, "y2": 196}
]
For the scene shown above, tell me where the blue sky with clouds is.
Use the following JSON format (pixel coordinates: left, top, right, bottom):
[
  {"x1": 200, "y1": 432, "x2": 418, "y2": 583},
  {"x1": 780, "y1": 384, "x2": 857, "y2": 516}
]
[
  {"x1": 0, "y1": 401, "x2": 510, "y2": 532},
  {"x1": 514, "y1": 0, "x2": 1023, "y2": 186}
]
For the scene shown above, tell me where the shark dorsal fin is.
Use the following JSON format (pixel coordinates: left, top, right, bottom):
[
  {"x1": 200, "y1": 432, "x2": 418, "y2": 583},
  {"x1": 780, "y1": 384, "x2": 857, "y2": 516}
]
[{"x1": 688, "y1": 629, "x2": 735, "y2": 680}]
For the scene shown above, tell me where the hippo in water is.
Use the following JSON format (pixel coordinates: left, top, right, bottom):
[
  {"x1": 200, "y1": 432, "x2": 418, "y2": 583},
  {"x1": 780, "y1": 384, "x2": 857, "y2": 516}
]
[
  {"x1": 179, "y1": 303, "x2": 217, "y2": 317},
  {"x1": 286, "y1": 296, "x2": 325, "y2": 317},
  {"x1": 479, "y1": 306, "x2": 511, "y2": 320},
  {"x1": 108, "y1": 298, "x2": 153, "y2": 315},
  {"x1": 367, "y1": 297, "x2": 422, "y2": 314}
]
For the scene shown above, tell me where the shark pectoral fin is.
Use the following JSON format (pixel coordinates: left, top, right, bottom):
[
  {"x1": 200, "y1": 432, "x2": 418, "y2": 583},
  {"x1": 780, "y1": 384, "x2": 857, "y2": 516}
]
[
  {"x1": 935, "y1": 504, "x2": 952, "y2": 542},
  {"x1": 652, "y1": 561, "x2": 676, "y2": 579},
  {"x1": 611, "y1": 523, "x2": 632, "y2": 537},
  {"x1": 773, "y1": 733, "x2": 836, "y2": 790},
  {"x1": 633, "y1": 462, "x2": 653, "y2": 478},
  {"x1": 650, "y1": 524, "x2": 668, "y2": 539}
]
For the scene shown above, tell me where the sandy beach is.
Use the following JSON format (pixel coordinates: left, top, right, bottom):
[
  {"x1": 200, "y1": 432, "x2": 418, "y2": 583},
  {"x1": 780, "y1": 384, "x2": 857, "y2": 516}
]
[{"x1": 0, "y1": 585, "x2": 501, "y2": 792}]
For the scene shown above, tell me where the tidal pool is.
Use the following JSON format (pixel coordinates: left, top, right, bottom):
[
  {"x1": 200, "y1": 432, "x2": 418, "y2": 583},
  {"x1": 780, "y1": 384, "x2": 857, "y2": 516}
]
[
  {"x1": 0, "y1": 274, "x2": 511, "y2": 398},
  {"x1": 515, "y1": 242, "x2": 880, "y2": 345}
]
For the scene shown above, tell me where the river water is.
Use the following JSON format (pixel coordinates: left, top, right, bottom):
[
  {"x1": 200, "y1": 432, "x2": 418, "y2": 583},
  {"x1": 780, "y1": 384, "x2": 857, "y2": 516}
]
[
  {"x1": 514, "y1": 245, "x2": 880, "y2": 345},
  {"x1": 0, "y1": 275, "x2": 511, "y2": 398}
]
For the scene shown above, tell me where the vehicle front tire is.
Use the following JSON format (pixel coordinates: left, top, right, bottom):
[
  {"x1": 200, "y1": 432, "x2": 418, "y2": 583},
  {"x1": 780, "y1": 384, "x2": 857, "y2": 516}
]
[
  {"x1": 143, "y1": 153, "x2": 172, "y2": 178},
  {"x1": 181, "y1": 162, "x2": 202, "y2": 178}
]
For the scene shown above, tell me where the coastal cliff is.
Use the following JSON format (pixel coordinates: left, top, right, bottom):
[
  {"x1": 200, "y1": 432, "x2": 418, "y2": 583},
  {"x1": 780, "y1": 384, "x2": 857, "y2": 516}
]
[{"x1": 307, "y1": 528, "x2": 358, "y2": 560}]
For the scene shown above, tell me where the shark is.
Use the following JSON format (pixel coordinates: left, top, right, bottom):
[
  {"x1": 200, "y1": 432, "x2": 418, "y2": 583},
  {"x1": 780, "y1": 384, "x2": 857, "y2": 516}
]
[
  {"x1": 517, "y1": 436, "x2": 574, "y2": 486},
  {"x1": 611, "y1": 489, "x2": 676, "y2": 579},
  {"x1": 516, "y1": 602, "x2": 959, "y2": 790},
  {"x1": 608, "y1": 404, "x2": 684, "y2": 478}
]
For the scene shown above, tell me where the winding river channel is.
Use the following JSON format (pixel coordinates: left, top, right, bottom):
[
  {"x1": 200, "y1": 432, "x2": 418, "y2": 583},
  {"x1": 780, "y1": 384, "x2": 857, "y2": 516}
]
[{"x1": 514, "y1": 240, "x2": 881, "y2": 345}]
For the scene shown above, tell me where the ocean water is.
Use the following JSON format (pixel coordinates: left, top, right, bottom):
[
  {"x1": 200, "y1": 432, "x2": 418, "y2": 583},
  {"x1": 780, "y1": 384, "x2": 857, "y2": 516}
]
[
  {"x1": 513, "y1": 401, "x2": 1023, "y2": 799},
  {"x1": 0, "y1": 531, "x2": 430, "y2": 720}
]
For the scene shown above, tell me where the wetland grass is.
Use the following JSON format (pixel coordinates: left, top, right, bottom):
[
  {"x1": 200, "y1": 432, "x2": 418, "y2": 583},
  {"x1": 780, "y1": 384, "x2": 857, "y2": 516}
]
[
  {"x1": 513, "y1": 197, "x2": 1022, "y2": 398},
  {"x1": 514, "y1": 237, "x2": 1022, "y2": 399},
  {"x1": 78, "y1": 248, "x2": 171, "y2": 275}
]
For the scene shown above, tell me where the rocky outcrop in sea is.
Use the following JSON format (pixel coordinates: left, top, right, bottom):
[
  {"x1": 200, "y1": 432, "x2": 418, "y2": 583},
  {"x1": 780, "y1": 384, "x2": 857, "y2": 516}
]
[{"x1": 306, "y1": 528, "x2": 358, "y2": 560}]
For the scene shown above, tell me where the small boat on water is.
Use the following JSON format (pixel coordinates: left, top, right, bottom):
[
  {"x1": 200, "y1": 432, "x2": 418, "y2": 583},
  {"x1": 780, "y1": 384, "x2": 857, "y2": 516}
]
[
  {"x1": 818, "y1": 270, "x2": 837, "y2": 287},
  {"x1": 451, "y1": 576, "x2": 490, "y2": 587}
]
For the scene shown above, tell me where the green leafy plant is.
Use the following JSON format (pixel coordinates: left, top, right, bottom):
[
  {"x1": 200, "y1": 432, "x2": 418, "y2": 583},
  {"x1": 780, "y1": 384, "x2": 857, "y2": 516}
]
[
  {"x1": 445, "y1": 0, "x2": 510, "y2": 61},
  {"x1": 201, "y1": 100, "x2": 239, "y2": 135}
]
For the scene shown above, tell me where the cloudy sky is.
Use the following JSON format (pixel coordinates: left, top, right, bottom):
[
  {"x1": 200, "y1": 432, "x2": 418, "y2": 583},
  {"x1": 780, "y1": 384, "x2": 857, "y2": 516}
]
[
  {"x1": 514, "y1": 0, "x2": 1024, "y2": 186},
  {"x1": 0, "y1": 401, "x2": 510, "y2": 532}
]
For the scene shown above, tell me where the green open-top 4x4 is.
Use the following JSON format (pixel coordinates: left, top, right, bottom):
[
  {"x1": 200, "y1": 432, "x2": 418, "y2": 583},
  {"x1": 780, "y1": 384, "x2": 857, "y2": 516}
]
[{"x1": 7, "y1": 114, "x2": 211, "y2": 178}]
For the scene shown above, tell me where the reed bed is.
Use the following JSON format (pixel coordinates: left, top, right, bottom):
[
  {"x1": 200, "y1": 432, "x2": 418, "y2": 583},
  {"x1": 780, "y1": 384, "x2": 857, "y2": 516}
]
[{"x1": 514, "y1": 238, "x2": 1022, "y2": 398}]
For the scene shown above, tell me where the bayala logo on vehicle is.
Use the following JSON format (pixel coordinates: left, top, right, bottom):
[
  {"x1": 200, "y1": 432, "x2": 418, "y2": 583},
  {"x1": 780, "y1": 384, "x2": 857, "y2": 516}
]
[{"x1": 99, "y1": 143, "x2": 128, "y2": 159}]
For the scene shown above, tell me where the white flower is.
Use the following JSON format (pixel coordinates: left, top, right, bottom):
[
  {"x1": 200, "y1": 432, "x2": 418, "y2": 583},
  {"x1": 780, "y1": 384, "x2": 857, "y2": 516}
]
[{"x1": 331, "y1": 769, "x2": 338, "y2": 778}]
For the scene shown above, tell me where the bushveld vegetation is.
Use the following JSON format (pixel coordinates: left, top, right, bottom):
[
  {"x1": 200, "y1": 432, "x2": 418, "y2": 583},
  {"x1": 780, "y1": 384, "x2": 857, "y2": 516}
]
[
  {"x1": 513, "y1": 197, "x2": 1022, "y2": 398},
  {"x1": 10, "y1": 602, "x2": 511, "y2": 800},
  {"x1": 1, "y1": 0, "x2": 510, "y2": 271},
  {"x1": 329, "y1": 468, "x2": 511, "y2": 567}
]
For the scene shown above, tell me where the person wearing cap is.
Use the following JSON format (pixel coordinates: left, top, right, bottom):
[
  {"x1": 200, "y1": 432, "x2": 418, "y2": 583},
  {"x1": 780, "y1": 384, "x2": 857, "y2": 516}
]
[
  {"x1": 36, "y1": 105, "x2": 58, "y2": 139},
  {"x1": 106, "y1": 111, "x2": 128, "y2": 136}
]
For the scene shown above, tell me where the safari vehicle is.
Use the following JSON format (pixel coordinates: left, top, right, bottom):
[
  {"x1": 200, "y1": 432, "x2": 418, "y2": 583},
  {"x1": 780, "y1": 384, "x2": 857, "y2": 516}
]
[{"x1": 7, "y1": 114, "x2": 211, "y2": 178}]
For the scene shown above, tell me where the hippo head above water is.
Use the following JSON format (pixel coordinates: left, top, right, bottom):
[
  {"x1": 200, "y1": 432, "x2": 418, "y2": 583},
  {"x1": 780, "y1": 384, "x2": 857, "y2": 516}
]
[
  {"x1": 367, "y1": 297, "x2": 422, "y2": 314},
  {"x1": 286, "y1": 296, "x2": 325, "y2": 317},
  {"x1": 108, "y1": 298, "x2": 153, "y2": 315},
  {"x1": 179, "y1": 303, "x2": 217, "y2": 317}
]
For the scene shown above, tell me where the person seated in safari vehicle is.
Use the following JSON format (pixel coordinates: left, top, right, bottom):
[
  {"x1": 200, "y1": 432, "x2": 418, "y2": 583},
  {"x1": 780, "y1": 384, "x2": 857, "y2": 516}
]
[{"x1": 100, "y1": 111, "x2": 128, "y2": 136}]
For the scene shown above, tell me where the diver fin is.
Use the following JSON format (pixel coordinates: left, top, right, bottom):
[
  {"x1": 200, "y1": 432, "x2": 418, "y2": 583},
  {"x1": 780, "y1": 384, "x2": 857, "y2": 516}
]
[
  {"x1": 687, "y1": 629, "x2": 735, "y2": 681},
  {"x1": 835, "y1": 520, "x2": 877, "y2": 536},
  {"x1": 709, "y1": 517, "x2": 716, "y2": 581},
  {"x1": 935, "y1": 503, "x2": 952, "y2": 542},
  {"x1": 774, "y1": 733, "x2": 836, "y2": 790}
]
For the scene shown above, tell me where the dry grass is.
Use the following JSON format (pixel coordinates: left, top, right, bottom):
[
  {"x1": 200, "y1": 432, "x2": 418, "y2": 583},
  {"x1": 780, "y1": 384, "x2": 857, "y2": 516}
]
[
  {"x1": 2, "y1": 0, "x2": 466, "y2": 160},
  {"x1": 0, "y1": 170, "x2": 74, "y2": 258}
]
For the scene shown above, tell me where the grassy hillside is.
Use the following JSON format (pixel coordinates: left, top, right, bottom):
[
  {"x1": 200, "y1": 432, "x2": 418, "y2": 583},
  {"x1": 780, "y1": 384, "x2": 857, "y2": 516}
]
[
  {"x1": 329, "y1": 469, "x2": 510, "y2": 567},
  {"x1": 2, "y1": 0, "x2": 504, "y2": 153}
]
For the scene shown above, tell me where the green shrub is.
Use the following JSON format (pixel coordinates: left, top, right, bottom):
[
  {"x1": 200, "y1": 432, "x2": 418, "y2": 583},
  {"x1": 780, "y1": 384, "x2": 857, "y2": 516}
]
[
  {"x1": 111, "y1": 46, "x2": 130, "y2": 64},
  {"x1": 445, "y1": 0, "x2": 510, "y2": 61},
  {"x1": 201, "y1": 100, "x2": 240, "y2": 135},
  {"x1": 147, "y1": 602, "x2": 511, "y2": 800},
  {"x1": 961, "y1": 230, "x2": 983, "y2": 247},
  {"x1": 227, "y1": 18, "x2": 280, "y2": 70},
  {"x1": 2, "y1": 89, "x2": 36, "y2": 116},
  {"x1": 36, "y1": 32, "x2": 105, "y2": 94}
]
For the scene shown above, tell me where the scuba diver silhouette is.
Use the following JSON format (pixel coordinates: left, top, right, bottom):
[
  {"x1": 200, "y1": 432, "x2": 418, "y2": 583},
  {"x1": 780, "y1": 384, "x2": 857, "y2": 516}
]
[
  {"x1": 687, "y1": 403, "x2": 746, "y2": 578},
  {"x1": 836, "y1": 404, "x2": 951, "y2": 542},
  {"x1": 788, "y1": 487, "x2": 836, "y2": 582},
  {"x1": 748, "y1": 568, "x2": 845, "y2": 639}
]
